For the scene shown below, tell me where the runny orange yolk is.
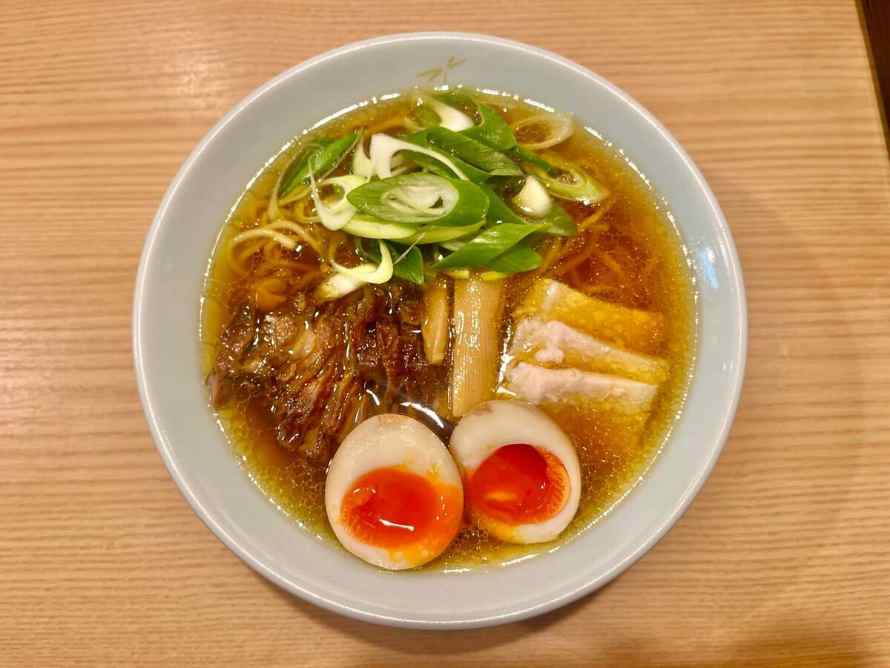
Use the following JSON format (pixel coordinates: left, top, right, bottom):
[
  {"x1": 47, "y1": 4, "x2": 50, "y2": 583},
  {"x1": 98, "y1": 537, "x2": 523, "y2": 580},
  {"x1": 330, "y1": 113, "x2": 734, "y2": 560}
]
[
  {"x1": 341, "y1": 467, "x2": 461, "y2": 550},
  {"x1": 467, "y1": 443, "x2": 569, "y2": 525}
]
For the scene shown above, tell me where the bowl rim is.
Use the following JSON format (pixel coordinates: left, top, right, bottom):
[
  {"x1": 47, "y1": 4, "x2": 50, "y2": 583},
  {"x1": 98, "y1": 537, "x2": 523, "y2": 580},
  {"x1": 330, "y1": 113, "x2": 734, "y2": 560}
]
[{"x1": 133, "y1": 31, "x2": 747, "y2": 628}]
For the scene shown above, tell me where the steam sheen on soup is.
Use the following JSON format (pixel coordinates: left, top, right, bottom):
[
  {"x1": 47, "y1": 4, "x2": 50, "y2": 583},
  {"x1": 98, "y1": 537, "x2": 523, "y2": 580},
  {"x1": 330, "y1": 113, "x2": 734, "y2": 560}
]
[{"x1": 201, "y1": 88, "x2": 694, "y2": 571}]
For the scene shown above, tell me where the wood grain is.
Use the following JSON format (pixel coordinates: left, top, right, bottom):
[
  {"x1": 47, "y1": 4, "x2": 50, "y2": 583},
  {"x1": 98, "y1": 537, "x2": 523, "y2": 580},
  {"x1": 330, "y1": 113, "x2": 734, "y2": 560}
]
[{"x1": 2, "y1": 1, "x2": 889, "y2": 666}]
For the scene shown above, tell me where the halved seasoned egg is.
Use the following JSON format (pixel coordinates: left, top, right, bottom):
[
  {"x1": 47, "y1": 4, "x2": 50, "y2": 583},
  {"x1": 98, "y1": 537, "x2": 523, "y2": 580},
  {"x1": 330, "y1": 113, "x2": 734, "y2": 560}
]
[
  {"x1": 325, "y1": 414, "x2": 463, "y2": 570},
  {"x1": 449, "y1": 400, "x2": 581, "y2": 544}
]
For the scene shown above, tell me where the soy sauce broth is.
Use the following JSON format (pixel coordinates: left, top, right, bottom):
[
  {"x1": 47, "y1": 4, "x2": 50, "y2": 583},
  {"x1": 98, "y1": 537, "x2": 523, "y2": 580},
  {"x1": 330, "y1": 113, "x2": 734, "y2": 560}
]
[{"x1": 201, "y1": 88, "x2": 695, "y2": 571}]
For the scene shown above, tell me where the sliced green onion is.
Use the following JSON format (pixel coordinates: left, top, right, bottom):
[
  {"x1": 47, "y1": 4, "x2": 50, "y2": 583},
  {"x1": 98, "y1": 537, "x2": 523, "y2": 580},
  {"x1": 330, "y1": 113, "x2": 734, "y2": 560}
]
[
  {"x1": 357, "y1": 239, "x2": 425, "y2": 285},
  {"x1": 314, "y1": 272, "x2": 367, "y2": 303},
  {"x1": 463, "y1": 104, "x2": 517, "y2": 151},
  {"x1": 482, "y1": 184, "x2": 574, "y2": 237},
  {"x1": 435, "y1": 91, "x2": 517, "y2": 150},
  {"x1": 511, "y1": 145, "x2": 556, "y2": 173},
  {"x1": 431, "y1": 91, "x2": 477, "y2": 116},
  {"x1": 538, "y1": 202, "x2": 577, "y2": 237},
  {"x1": 390, "y1": 245, "x2": 424, "y2": 284},
  {"x1": 347, "y1": 173, "x2": 489, "y2": 226},
  {"x1": 310, "y1": 174, "x2": 366, "y2": 231},
  {"x1": 342, "y1": 216, "x2": 416, "y2": 240},
  {"x1": 486, "y1": 241, "x2": 542, "y2": 273},
  {"x1": 511, "y1": 113, "x2": 574, "y2": 151},
  {"x1": 407, "y1": 104, "x2": 441, "y2": 131},
  {"x1": 439, "y1": 239, "x2": 467, "y2": 252},
  {"x1": 279, "y1": 133, "x2": 359, "y2": 203},
  {"x1": 399, "y1": 150, "x2": 453, "y2": 179},
  {"x1": 530, "y1": 152, "x2": 609, "y2": 205},
  {"x1": 352, "y1": 137, "x2": 373, "y2": 178},
  {"x1": 482, "y1": 185, "x2": 527, "y2": 225},
  {"x1": 402, "y1": 146, "x2": 490, "y2": 183},
  {"x1": 332, "y1": 239, "x2": 393, "y2": 284},
  {"x1": 419, "y1": 95, "x2": 474, "y2": 132},
  {"x1": 369, "y1": 133, "x2": 468, "y2": 180},
  {"x1": 425, "y1": 127, "x2": 522, "y2": 177},
  {"x1": 512, "y1": 175, "x2": 552, "y2": 218},
  {"x1": 327, "y1": 174, "x2": 367, "y2": 191},
  {"x1": 434, "y1": 222, "x2": 546, "y2": 270},
  {"x1": 396, "y1": 221, "x2": 486, "y2": 245},
  {"x1": 268, "y1": 133, "x2": 359, "y2": 220},
  {"x1": 271, "y1": 140, "x2": 328, "y2": 217}
]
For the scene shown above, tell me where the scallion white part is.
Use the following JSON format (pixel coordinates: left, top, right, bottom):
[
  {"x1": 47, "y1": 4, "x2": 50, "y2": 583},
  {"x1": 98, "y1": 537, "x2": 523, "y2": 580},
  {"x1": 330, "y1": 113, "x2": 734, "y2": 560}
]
[
  {"x1": 314, "y1": 272, "x2": 368, "y2": 303},
  {"x1": 332, "y1": 239, "x2": 393, "y2": 284},
  {"x1": 369, "y1": 133, "x2": 468, "y2": 181},
  {"x1": 511, "y1": 112, "x2": 574, "y2": 151},
  {"x1": 310, "y1": 174, "x2": 366, "y2": 231},
  {"x1": 512, "y1": 175, "x2": 553, "y2": 218},
  {"x1": 352, "y1": 139, "x2": 373, "y2": 178},
  {"x1": 423, "y1": 96, "x2": 474, "y2": 132}
]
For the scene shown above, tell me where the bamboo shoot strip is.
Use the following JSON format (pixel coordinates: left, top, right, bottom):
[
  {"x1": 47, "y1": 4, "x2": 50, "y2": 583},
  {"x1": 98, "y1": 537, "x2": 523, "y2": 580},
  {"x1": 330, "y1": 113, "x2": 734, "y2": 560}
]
[
  {"x1": 450, "y1": 276, "x2": 506, "y2": 416},
  {"x1": 422, "y1": 276, "x2": 451, "y2": 365}
]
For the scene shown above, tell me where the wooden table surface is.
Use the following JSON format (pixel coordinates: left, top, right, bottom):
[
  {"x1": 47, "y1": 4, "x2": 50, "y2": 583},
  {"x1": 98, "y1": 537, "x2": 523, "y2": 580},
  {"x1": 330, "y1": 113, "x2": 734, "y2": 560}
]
[{"x1": 3, "y1": 1, "x2": 889, "y2": 666}]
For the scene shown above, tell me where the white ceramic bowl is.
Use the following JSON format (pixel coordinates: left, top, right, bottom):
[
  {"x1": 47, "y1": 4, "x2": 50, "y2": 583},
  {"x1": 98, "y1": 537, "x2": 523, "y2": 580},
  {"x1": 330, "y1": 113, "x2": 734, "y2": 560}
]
[{"x1": 134, "y1": 33, "x2": 746, "y2": 629}]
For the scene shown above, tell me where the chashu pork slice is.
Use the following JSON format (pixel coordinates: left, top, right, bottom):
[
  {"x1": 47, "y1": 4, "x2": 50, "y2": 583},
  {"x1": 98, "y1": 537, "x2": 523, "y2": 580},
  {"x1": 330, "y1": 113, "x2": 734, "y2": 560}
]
[
  {"x1": 502, "y1": 361, "x2": 660, "y2": 452},
  {"x1": 510, "y1": 317, "x2": 669, "y2": 385},
  {"x1": 504, "y1": 362, "x2": 658, "y2": 415},
  {"x1": 514, "y1": 279, "x2": 664, "y2": 355}
]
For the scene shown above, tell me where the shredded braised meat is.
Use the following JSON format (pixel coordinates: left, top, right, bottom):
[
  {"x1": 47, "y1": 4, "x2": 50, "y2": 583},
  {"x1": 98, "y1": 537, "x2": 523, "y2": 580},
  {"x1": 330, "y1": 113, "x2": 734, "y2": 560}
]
[{"x1": 208, "y1": 285, "x2": 447, "y2": 464}]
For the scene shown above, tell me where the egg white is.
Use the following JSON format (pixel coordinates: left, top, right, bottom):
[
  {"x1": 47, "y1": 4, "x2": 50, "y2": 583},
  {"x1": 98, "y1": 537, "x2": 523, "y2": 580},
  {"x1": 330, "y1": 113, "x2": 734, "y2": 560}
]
[
  {"x1": 449, "y1": 400, "x2": 582, "y2": 544},
  {"x1": 325, "y1": 414, "x2": 463, "y2": 570}
]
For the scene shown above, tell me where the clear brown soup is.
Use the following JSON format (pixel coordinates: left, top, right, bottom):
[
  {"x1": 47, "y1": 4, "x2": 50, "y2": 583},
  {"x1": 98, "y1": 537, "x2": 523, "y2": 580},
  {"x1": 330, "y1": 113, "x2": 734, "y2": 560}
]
[{"x1": 201, "y1": 89, "x2": 695, "y2": 570}]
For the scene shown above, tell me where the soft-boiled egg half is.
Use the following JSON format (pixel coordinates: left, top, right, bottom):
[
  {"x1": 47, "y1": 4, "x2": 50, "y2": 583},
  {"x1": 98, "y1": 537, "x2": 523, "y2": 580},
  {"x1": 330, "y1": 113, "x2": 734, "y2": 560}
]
[
  {"x1": 450, "y1": 400, "x2": 581, "y2": 544},
  {"x1": 325, "y1": 414, "x2": 463, "y2": 570}
]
